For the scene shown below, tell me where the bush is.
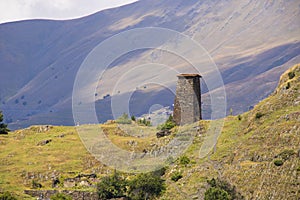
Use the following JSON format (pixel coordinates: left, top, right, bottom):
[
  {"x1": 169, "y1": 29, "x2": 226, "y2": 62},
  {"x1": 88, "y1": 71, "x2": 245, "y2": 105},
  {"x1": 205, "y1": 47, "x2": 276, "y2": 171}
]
[
  {"x1": 286, "y1": 82, "x2": 291, "y2": 89},
  {"x1": 128, "y1": 173, "x2": 165, "y2": 200},
  {"x1": 0, "y1": 192, "x2": 17, "y2": 200},
  {"x1": 274, "y1": 159, "x2": 284, "y2": 166},
  {"x1": 179, "y1": 155, "x2": 190, "y2": 166},
  {"x1": 204, "y1": 187, "x2": 230, "y2": 200},
  {"x1": 0, "y1": 111, "x2": 9, "y2": 134},
  {"x1": 255, "y1": 112, "x2": 263, "y2": 119},
  {"x1": 288, "y1": 71, "x2": 295, "y2": 79},
  {"x1": 50, "y1": 193, "x2": 72, "y2": 200},
  {"x1": 206, "y1": 178, "x2": 244, "y2": 200},
  {"x1": 131, "y1": 115, "x2": 136, "y2": 121},
  {"x1": 32, "y1": 180, "x2": 42, "y2": 189},
  {"x1": 157, "y1": 115, "x2": 176, "y2": 130},
  {"x1": 97, "y1": 171, "x2": 127, "y2": 199},
  {"x1": 171, "y1": 171, "x2": 183, "y2": 182},
  {"x1": 116, "y1": 113, "x2": 132, "y2": 124}
]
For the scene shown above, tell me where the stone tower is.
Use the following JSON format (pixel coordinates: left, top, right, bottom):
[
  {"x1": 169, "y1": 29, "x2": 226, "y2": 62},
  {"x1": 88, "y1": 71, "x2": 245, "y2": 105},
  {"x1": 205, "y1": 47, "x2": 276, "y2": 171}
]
[{"x1": 173, "y1": 74, "x2": 202, "y2": 125}]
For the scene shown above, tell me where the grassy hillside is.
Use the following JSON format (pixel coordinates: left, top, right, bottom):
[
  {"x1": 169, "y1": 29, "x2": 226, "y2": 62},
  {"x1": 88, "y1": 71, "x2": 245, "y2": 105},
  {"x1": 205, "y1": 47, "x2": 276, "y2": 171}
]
[{"x1": 0, "y1": 64, "x2": 299, "y2": 199}]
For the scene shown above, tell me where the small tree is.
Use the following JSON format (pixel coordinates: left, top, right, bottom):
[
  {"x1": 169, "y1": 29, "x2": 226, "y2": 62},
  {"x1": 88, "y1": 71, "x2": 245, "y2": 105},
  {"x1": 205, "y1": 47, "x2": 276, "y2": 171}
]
[
  {"x1": 128, "y1": 173, "x2": 165, "y2": 200},
  {"x1": 0, "y1": 111, "x2": 9, "y2": 134}
]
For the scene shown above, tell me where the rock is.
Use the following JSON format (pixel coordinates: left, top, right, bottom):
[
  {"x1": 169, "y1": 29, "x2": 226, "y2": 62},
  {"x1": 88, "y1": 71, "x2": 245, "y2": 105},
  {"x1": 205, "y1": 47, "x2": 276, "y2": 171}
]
[
  {"x1": 63, "y1": 178, "x2": 76, "y2": 188},
  {"x1": 37, "y1": 139, "x2": 52, "y2": 146},
  {"x1": 37, "y1": 125, "x2": 53, "y2": 133},
  {"x1": 156, "y1": 130, "x2": 171, "y2": 138},
  {"x1": 79, "y1": 180, "x2": 90, "y2": 187},
  {"x1": 56, "y1": 134, "x2": 65, "y2": 138}
]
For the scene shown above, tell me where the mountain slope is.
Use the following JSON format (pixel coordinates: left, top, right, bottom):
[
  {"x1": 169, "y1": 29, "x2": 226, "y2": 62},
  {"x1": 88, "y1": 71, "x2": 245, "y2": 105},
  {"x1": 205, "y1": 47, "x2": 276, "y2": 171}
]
[
  {"x1": 0, "y1": 0, "x2": 300, "y2": 129},
  {"x1": 161, "y1": 64, "x2": 300, "y2": 199},
  {"x1": 0, "y1": 64, "x2": 299, "y2": 199}
]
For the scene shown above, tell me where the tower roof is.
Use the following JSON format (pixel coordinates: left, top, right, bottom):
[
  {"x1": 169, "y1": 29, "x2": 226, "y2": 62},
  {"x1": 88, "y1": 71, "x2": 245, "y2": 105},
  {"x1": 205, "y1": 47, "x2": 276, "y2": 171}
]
[{"x1": 177, "y1": 74, "x2": 202, "y2": 78}]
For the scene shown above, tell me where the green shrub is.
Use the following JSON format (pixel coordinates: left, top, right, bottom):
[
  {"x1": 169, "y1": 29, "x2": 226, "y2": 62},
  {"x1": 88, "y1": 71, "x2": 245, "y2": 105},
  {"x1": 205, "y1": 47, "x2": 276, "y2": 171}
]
[
  {"x1": 50, "y1": 193, "x2": 72, "y2": 200},
  {"x1": 158, "y1": 115, "x2": 176, "y2": 130},
  {"x1": 131, "y1": 115, "x2": 136, "y2": 121},
  {"x1": 255, "y1": 112, "x2": 263, "y2": 119},
  {"x1": 116, "y1": 113, "x2": 132, "y2": 124},
  {"x1": 171, "y1": 171, "x2": 183, "y2": 182},
  {"x1": 288, "y1": 71, "x2": 295, "y2": 79},
  {"x1": 0, "y1": 192, "x2": 17, "y2": 200},
  {"x1": 31, "y1": 180, "x2": 42, "y2": 189},
  {"x1": 97, "y1": 171, "x2": 127, "y2": 199},
  {"x1": 204, "y1": 187, "x2": 230, "y2": 200},
  {"x1": 286, "y1": 82, "x2": 291, "y2": 89},
  {"x1": 206, "y1": 178, "x2": 244, "y2": 200},
  {"x1": 128, "y1": 173, "x2": 165, "y2": 200},
  {"x1": 274, "y1": 159, "x2": 284, "y2": 166},
  {"x1": 179, "y1": 155, "x2": 190, "y2": 166},
  {"x1": 0, "y1": 111, "x2": 9, "y2": 134}
]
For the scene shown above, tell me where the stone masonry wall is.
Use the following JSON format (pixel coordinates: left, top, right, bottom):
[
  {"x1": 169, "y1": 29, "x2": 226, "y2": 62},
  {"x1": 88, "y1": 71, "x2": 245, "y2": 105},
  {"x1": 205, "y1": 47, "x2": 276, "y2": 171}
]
[{"x1": 173, "y1": 75, "x2": 201, "y2": 125}]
